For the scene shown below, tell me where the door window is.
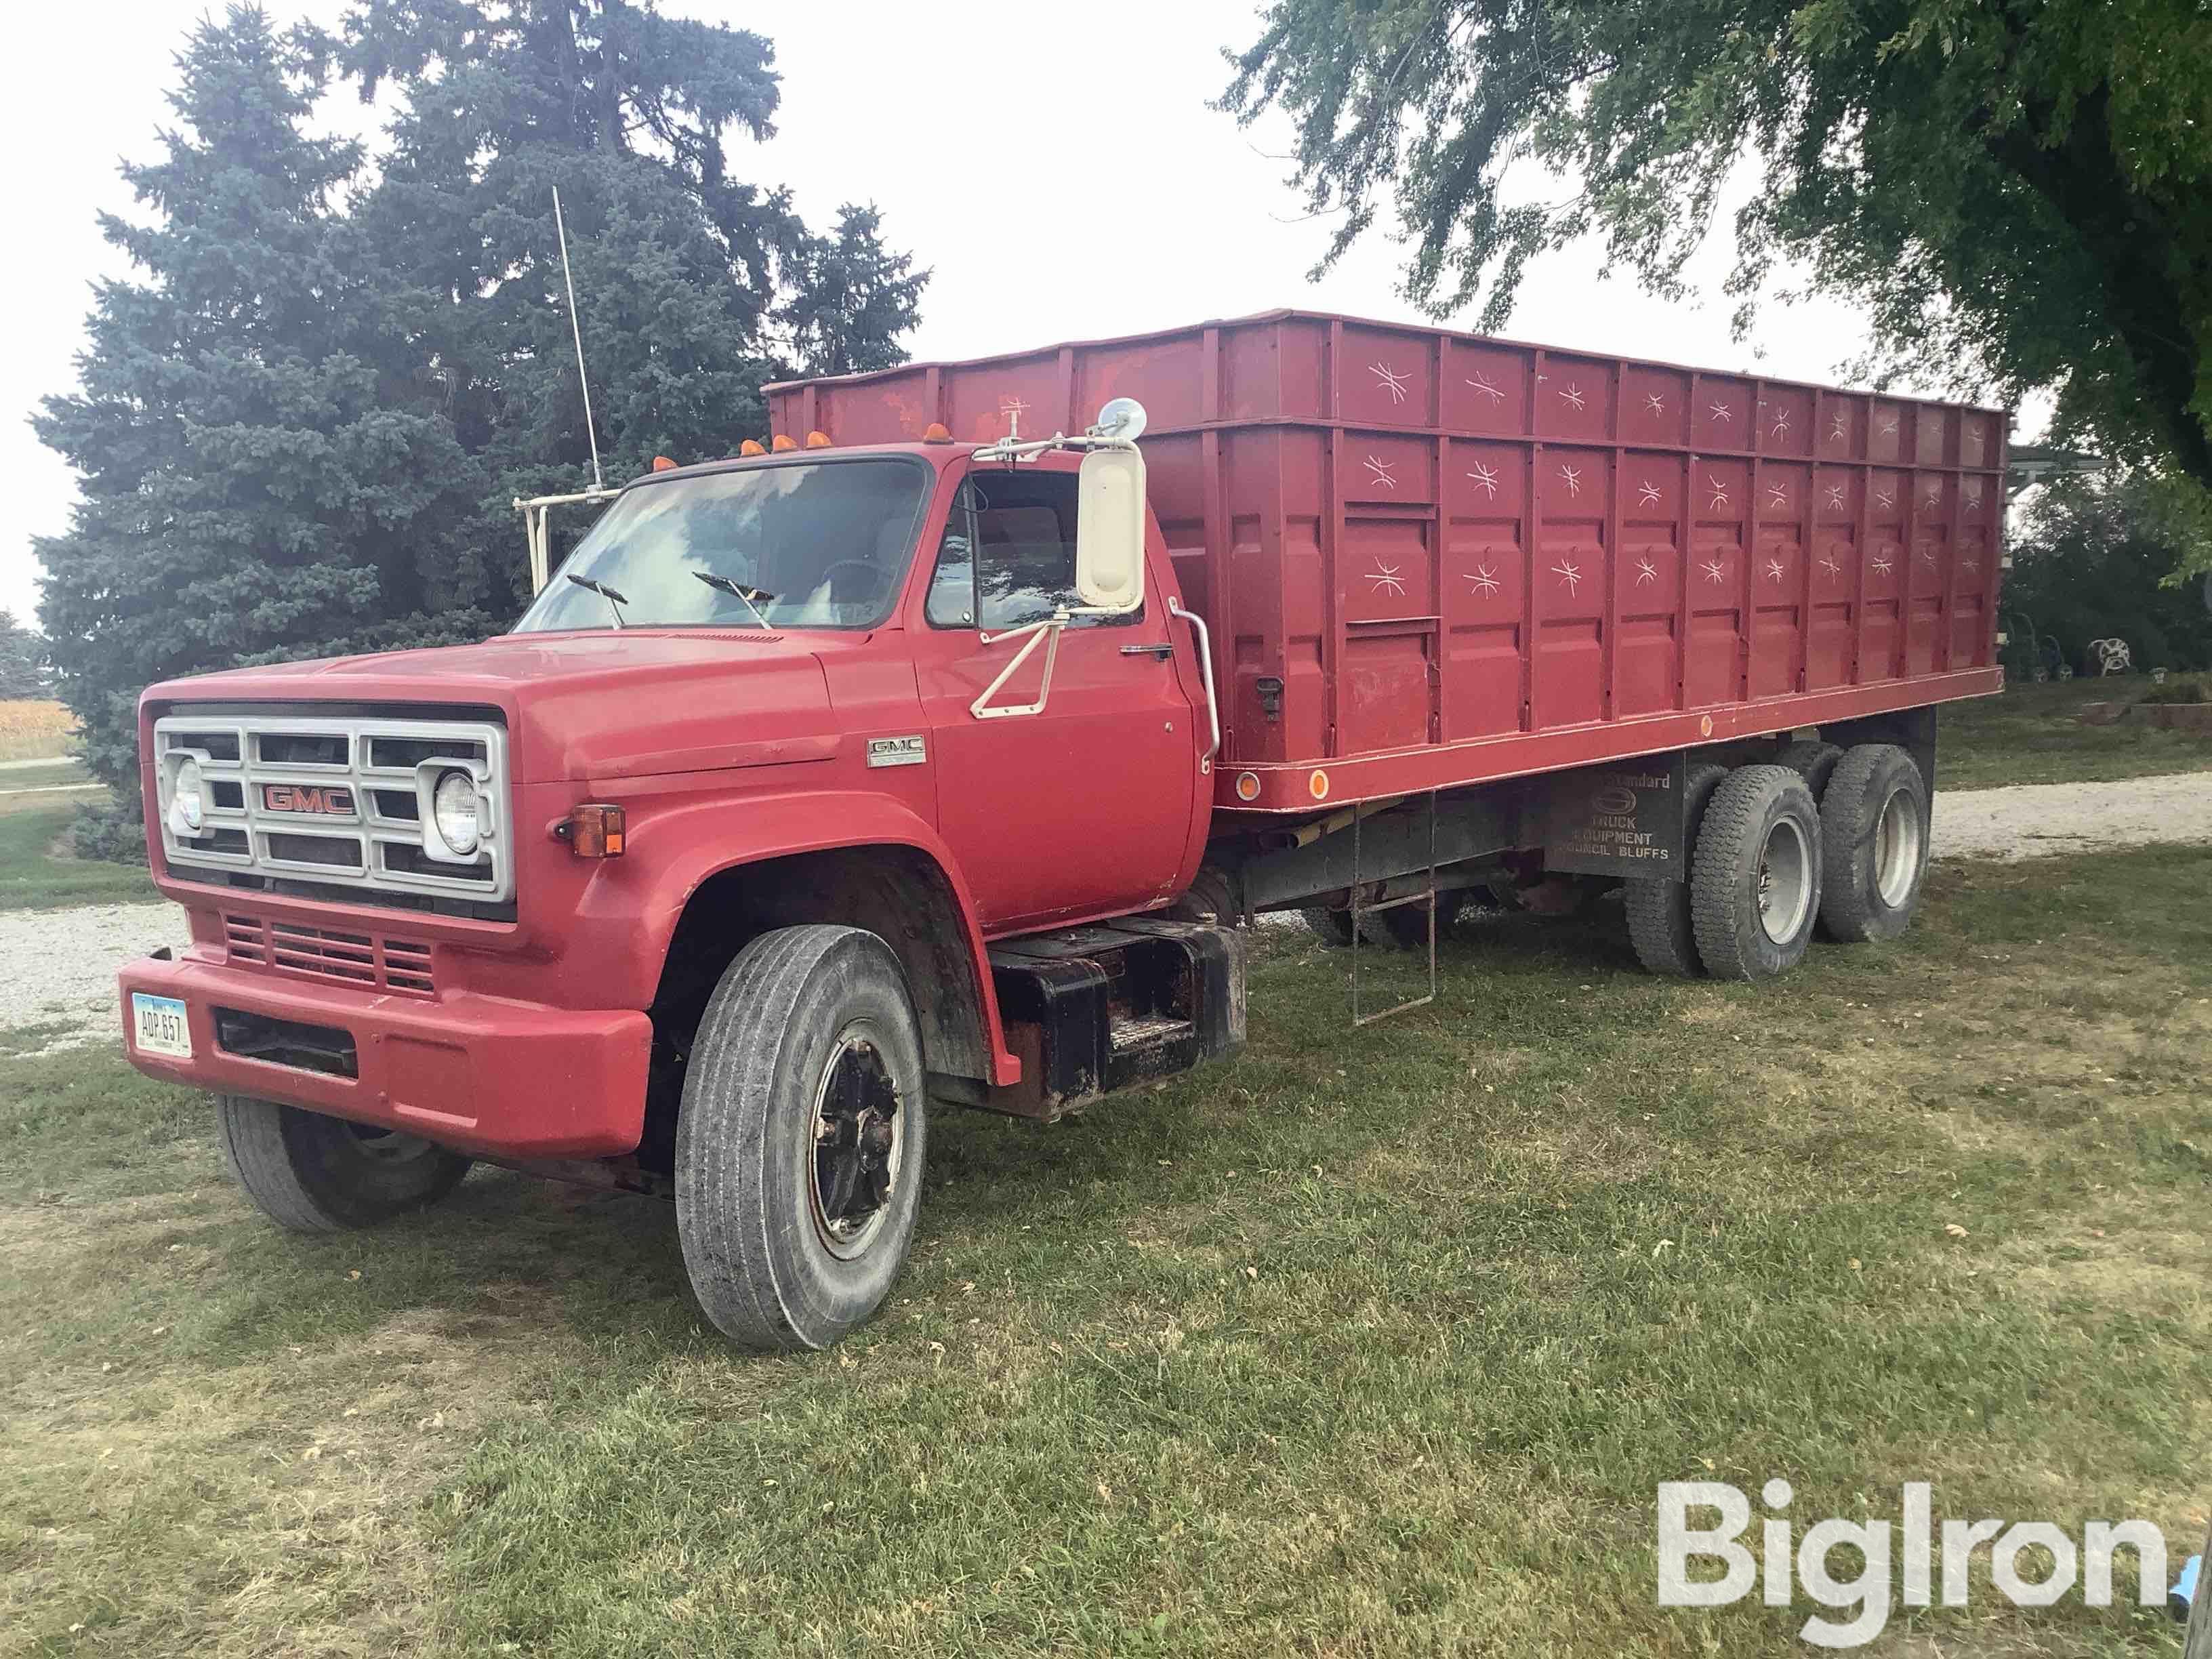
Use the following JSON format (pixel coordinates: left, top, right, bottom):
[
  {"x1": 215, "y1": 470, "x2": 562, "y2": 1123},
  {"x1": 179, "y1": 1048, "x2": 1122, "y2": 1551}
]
[{"x1": 926, "y1": 470, "x2": 1141, "y2": 630}]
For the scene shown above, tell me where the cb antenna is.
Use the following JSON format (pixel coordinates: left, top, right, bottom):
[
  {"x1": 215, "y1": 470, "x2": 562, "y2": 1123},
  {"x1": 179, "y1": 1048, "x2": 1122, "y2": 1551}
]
[{"x1": 552, "y1": 186, "x2": 603, "y2": 492}]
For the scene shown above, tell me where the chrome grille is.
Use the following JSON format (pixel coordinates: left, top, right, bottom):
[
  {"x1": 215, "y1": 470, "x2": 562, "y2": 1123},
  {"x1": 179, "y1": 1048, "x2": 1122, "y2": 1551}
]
[
  {"x1": 155, "y1": 710, "x2": 511, "y2": 905},
  {"x1": 224, "y1": 914, "x2": 438, "y2": 998}
]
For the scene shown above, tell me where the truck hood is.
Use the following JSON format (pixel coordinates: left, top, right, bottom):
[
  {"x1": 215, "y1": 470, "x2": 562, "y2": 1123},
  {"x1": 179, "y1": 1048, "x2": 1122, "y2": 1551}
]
[{"x1": 142, "y1": 630, "x2": 841, "y2": 783}]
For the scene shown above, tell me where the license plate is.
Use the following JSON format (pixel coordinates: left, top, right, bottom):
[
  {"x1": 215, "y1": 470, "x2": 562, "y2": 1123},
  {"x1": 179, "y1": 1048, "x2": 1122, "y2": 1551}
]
[{"x1": 131, "y1": 993, "x2": 192, "y2": 1059}]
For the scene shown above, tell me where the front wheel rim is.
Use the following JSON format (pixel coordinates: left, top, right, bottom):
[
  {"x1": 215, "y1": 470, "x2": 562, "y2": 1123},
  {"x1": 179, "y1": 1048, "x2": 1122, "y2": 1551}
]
[
  {"x1": 344, "y1": 1122, "x2": 441, "y2": 1166},
  {"x1": 807, "y1": 1027, "x2": 903, "y2": 1261},
  {"x1": 1873, "y1": 786, "x2": 1923, "y2": 907},
  {"x1": 1755, "y1": 816, "x2": 1814, "y2": 943}
]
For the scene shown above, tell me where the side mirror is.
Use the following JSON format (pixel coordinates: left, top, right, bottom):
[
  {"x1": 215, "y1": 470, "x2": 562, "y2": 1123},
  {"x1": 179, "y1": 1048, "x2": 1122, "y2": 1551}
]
[{"x1": 1074, "y1": 445, "x2": 1147, "y2": 613}]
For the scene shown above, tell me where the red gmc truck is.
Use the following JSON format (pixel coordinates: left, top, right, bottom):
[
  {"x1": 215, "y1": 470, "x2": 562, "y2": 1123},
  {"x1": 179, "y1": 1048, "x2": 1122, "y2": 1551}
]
[{"x1": 117, "y1": 311, "x2": 2005, "y2": 1349}]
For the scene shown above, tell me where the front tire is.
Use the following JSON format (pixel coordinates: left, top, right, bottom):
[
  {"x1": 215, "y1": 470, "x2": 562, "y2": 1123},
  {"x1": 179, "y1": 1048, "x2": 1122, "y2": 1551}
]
[
  {"x1": 216, "y1": 1095, "x2": 472, "y2": 1232},
  {"x1": 1690, "y1": 766, "x2": 1824, "y2": 981},
  {"x1": 675, "y1": 925, "x2": 926, "y2": 1351}
]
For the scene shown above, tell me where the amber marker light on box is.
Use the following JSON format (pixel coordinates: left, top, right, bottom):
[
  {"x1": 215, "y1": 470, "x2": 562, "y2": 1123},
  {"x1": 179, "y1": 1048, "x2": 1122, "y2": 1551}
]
[
  {"x1": 1309, "y1": 769, "x2": 1330, "y2": 800},
  {"x1": 558, "y1": 803, "x2": 627, "y2": 858},
  {"x1": 1235, "y1": 771, "x2": 1261, "y2": 802}
]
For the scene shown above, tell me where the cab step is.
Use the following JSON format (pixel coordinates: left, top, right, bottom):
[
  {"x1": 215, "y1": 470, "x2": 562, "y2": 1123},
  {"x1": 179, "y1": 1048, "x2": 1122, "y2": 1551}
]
[{"x1": 977, "y1": 918, "x2": 1244, "y2": 1120}]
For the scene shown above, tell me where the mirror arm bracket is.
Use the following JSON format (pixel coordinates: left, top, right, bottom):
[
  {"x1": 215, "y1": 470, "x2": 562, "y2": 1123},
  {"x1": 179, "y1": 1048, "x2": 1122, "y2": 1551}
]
[{"x1": 970, "y1": 611, "x2": 1070, "y2": 720}]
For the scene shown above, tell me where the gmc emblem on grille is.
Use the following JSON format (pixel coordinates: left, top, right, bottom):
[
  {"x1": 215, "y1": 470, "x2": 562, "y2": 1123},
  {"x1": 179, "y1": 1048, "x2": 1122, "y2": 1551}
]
[{"x1": 262, "y1": 783, "x2": 355, "y2": 816}]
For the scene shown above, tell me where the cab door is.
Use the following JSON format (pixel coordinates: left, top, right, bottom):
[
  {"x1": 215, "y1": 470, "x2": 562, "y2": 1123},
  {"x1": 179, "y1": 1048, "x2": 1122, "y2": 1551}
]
[{"x1": 909, "y1": 459, "x2": 1197, "y2": 935}]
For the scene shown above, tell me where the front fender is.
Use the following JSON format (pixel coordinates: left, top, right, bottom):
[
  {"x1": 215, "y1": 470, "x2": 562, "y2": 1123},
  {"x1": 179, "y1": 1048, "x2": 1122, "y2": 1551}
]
[{"x1": 594, "y1": 785, "x2": 1020, "y2": 1087}]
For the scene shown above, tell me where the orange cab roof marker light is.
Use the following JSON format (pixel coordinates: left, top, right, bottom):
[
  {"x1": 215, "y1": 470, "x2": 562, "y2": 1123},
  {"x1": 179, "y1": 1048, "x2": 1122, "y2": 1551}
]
[
  {"x1": 804, "y1": 430, "x2": 832, "y2": 449},
  {"x1": 651, "y1": 455, "x2": 678, "y2": 472},
  {"x1": 739, "y1": 439, "x2": 766, "y2": 457},
  {"x1": 922, "y1": 422, "x2": 952, "y2": 444},
  {"x1": 771, "y1": 434, "x2": 798, "y2": 452}
]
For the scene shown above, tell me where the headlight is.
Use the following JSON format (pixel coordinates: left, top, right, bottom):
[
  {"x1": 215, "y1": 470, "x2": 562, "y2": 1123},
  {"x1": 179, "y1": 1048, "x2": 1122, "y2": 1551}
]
[
  {"x1": 169, "y1": 757, "x2": 205, "y2": 835},
  {"x1": 431, "y1": 769, "x2": 482, "y2": 856}
]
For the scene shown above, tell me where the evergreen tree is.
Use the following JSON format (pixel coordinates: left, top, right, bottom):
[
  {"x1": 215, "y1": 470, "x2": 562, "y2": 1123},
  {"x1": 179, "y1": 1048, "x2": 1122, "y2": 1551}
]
[
  {"x1": 35, "y1": 0, "x2": 926, "y2": 845},
  {"x1": 0, "y1": 615, "x2": 48, "y2": 702},
  {"x1": 34, "y1": 5, "x2": 480, "y2": 800},
  {"x1": 782, "y1": 205, "x2": 928, "y2": 378},
  {"x1": 338, "y1": 0, "x2": 929, "y2": 613}
]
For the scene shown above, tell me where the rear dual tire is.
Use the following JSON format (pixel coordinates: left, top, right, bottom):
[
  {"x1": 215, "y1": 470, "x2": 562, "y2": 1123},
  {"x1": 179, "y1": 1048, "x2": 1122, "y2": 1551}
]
[
  {"x1": 1818, "y1": 744, "x2": 1930, "y2": 941},
  {"x1": 1624, "y1": 762, "x2": 1730, "y2": 977},
  {"x1": 1302, "y1": 890, "x2": 1466, "y2": 948},
  {"x1": 1691, "y1": 765, "x2": 1824, "y2": 981}
]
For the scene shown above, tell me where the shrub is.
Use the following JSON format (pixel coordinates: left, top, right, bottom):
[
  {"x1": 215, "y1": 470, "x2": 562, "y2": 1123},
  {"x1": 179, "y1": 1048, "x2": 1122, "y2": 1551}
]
[{"x1": 2137, "y1": 673, "x2": 2212, "y2": 705}]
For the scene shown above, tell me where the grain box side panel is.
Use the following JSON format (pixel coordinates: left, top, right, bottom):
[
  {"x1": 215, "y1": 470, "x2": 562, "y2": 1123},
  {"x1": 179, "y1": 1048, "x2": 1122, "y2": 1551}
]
[
  {"x1": 1615, "y1": 453, "x2": 1686, "y2": 718},
  {"x1": 1862, "y1": 469, "x2": 1907, "y2": 682},
  {"x1": 1218, "y1": 428, "x2": 1330, "y2": 764},
  {"x1": 1441, "y1": 434, "x2": 1528, "y2": 740},
  {"x1": 1807, "y1": 465, "x2": 1860, "y2": 690},
  {"x1": 1750, "y1": 462, "x2": 1811, "y2": 700},
  {"x1": 1333, "y1": 432, "x2": 1438, "y2": 756},
  {"x1": 1685, "y1": 460, "x2": 1748, "y2": 708},
  {"x1": 1531, "y1": 446, "x2": 1610, "y2": 729}
]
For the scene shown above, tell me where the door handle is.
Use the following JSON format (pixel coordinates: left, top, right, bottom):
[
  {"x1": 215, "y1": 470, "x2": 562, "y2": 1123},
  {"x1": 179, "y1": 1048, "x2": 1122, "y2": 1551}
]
[{"x1": 1120, "y1": 642, "x2": 1175, "y2": 659}]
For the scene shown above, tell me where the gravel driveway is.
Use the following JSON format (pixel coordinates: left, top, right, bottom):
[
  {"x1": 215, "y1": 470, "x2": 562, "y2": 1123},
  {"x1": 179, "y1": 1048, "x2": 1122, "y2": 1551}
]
[
  {"x1": 6, "y1": 901, "x2": 190, "y2": 1055},
  {"x1": 15, "y1": 769, "x2": 2212, "y2": 1054},
  {"x1": 1928, "y1": 771, "x2": 2212, "y2": 860}
]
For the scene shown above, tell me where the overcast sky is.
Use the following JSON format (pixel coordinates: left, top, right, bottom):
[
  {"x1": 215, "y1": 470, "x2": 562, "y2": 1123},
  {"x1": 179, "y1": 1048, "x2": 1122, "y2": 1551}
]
[{"x1": 1, "y1": 0, "x2": 1979, "y2": 632}]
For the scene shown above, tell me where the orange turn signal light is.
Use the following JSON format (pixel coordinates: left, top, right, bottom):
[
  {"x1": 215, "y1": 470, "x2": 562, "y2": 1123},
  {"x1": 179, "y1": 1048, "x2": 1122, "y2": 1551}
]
[
  {"x1": 651, "y1": 455, "x2": 678, "y2": 472},
  {"x1": 771, "y1": 434, "x2": 798, "y2": 452},
  {"x1": 739, "y1": 439, "x2": 766, "y2": 457},
  {"x1": 922, "y1": 422, "x2": 952, "y2": 444},
  {"x1": 558, "y1": 802, "x2": 626, "y2": 858},
  {"x1": 804, "y1": 430, "x2": 832, "y2": 449}
]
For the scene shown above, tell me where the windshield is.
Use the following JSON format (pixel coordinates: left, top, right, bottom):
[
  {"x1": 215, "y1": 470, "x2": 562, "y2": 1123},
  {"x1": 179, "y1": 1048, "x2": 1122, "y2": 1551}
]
[{"x1": 513, "y1": 456, "x2": 930, "y2": 632}]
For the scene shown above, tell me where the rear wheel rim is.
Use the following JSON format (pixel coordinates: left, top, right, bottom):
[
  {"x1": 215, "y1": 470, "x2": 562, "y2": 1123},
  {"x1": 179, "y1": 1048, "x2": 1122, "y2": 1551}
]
[
  {"x1": 1873, "y1": 785, "x2": 1923, "y2": 907},
  {"x1": 1755, "y1": 817, "x2": 1814, "y2": 943},
  {"x1": 808, "y1": 1027, "x2": 903, "y2": 1262}
]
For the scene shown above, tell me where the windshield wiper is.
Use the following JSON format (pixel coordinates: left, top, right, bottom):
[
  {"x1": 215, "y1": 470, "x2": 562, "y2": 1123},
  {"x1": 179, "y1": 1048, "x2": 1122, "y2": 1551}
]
[
  {"x1": 693, "y1": 571, "x2": 777, "y2": 629},
  {"x1": 565, "y1": 573, "x2": 630, "y2": 629}
]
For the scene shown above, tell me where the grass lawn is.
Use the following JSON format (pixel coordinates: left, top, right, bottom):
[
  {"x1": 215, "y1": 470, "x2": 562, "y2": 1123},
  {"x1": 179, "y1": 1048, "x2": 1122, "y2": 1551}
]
[
  {"x1": 0, "y1": 759, "x2": 98, "y2": 794},
  {"x1": 4, "y1": 847, "x2": 2206, "y2": 1656},
  {"x1": 0, "y1": 802, "x2": 155, "y2": 912},
  {"x1": 1941, "y1": 674, "x2": 2212, "y2": 789}
]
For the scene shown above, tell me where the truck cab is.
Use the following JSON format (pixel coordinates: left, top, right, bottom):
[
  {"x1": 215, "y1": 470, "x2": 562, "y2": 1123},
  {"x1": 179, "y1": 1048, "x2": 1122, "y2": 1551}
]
[{"x1": 119, "y1": 411, "x2": 1242, "y2": 1351}]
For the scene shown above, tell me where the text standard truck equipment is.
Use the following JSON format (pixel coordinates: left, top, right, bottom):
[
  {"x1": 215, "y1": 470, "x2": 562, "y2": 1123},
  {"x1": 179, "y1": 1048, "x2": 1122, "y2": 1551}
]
[{"x1": 119, "y1": 311, "x2": 2002, "y2": 1349}]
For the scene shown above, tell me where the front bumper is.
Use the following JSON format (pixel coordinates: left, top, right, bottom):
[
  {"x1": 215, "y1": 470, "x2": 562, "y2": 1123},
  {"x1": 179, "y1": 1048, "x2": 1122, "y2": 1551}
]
[{"x1": 117, "y1": 955, "x2": 653, "y2": 1159}]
